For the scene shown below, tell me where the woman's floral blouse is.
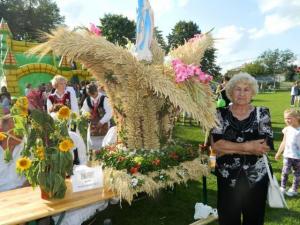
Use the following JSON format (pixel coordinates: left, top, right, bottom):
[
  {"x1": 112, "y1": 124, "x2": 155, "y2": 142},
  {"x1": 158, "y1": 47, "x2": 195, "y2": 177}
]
[{"x1": 211, "y1": 106, "x2": 274, "y2": 187}]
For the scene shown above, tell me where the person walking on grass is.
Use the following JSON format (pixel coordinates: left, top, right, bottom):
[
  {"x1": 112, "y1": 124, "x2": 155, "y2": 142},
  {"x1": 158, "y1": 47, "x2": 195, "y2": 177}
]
[
  {"x1": 291, "y1": 81, "x2": 299, "y2": 107},
  {"x1": 275, "y1": 108, "x2": 300, "y2": 197}
]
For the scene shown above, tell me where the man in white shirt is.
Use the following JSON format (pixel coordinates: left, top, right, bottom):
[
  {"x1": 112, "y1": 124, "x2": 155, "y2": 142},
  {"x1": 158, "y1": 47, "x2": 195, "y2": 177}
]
[{"x1": 81, "y1": 83, "x2": 113, "y2": 150}]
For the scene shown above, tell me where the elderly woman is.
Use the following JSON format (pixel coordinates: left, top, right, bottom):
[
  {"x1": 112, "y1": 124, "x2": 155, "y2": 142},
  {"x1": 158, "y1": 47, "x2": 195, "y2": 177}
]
[
  {"x1": 47, "y1": 75, "x2": 79, "y2": 116},
  {"x1": 211, "y1": 73, "x2": 274, "y2": 225}
]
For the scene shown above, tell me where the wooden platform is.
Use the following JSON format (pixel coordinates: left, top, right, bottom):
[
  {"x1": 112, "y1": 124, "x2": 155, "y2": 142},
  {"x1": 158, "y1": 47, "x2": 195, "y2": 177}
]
[{"x1": 0, "y1": 180, "x2": 115, "y2": 225}]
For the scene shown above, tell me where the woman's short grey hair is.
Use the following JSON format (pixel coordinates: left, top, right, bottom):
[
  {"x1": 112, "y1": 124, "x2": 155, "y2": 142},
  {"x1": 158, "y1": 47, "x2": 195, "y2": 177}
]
[
  {"x1": 225, "y1": 72, "x2": 258, "y2": 101},
  {"x1": 51, "y1": 75, "x2": 67, "y2": 88}
]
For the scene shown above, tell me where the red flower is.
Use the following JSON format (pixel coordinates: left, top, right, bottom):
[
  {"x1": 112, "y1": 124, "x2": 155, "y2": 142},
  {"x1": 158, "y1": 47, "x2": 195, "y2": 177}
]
[
  {"x1": 130, "y1": 167, "x2": 139, "y2": 174},
  {"x1": 152, "y1": 159, "x2": 160, "y2": 166},
  {"x1": 169, "y1": 152, "x2": 179, "y2": 160}
]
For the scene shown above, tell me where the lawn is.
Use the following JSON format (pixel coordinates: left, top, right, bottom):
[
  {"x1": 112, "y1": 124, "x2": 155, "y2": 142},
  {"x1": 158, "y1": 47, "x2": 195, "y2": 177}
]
[{"x1": 87, "y1": 91, "x2": 300, "y2": 225}]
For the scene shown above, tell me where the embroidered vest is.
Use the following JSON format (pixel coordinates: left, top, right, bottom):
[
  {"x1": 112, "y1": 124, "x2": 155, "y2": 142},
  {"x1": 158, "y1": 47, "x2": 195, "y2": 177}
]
[{"x1": 48, "y1": 91, "x2": 71, "y2": 109}]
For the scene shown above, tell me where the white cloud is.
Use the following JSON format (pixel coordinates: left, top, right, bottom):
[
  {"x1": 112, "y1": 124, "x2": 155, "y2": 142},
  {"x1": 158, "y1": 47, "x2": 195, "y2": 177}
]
[
  {"x1": 215, "y1": 25, "x2": 244, "y2": 56},
  {"x1": 214, "y1": 25, "x2": 249, "y2": 72},
  {"x1": 55, "y1": 0, "x2": 189, "y2": 28},
  {"x1": 250, "y1": 0, "x2": 300, "y2": 39}
]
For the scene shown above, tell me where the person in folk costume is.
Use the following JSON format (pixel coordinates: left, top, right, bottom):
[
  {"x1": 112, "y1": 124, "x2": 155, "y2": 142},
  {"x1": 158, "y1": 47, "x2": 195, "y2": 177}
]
[
  {"x1": 81, "y1": 82, "x2": 113, "y2": 150},
  {"x1": 26, "y1": 84, "x2": 47, "y2": 111},
  {"x1": 47, "y1": 75, "x2": 79, "y2": 118}
]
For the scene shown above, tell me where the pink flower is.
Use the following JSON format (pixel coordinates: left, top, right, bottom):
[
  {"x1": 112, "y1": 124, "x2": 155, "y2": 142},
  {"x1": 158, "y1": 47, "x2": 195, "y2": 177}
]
[
  {"x1": 171, "y1": 58, "x2": 212, "y2": 84},
  {"x1": 89, "y1": 23, "x2": 101, "y2": 36}
]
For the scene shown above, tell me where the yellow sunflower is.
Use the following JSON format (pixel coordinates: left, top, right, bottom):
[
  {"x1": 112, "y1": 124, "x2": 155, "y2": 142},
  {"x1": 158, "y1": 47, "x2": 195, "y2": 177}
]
[
  {"x1": 0, "y1": 132, "x2": 7, "y2": 141},
  {"x1": 19, "y1": 108, "x2": 28, "y2": 117},
  {"x1": 57, "y1": 106, "x2": 71, "y2": 120},
  {"x1": 15, "y1": 97, "x2": 29, "y2": 109},
  {"x1": 36, "y1": 146, "x2": 45, "y2": 160},
  {"x1": 66, "y1": 139, "x2": 74, "y2": 150},
  {"x1": 58, "y1": 139, "x2": 73, "y2": 152},
  {"x1": 16, "y1": 157, "x2": 32, "y2": 171}
]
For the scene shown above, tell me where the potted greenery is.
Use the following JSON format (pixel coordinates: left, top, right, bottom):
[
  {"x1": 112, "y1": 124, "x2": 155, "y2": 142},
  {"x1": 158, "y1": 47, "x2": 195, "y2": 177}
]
[{"x1": 2, "y1": 97, "x2": 74, "y2": 199}]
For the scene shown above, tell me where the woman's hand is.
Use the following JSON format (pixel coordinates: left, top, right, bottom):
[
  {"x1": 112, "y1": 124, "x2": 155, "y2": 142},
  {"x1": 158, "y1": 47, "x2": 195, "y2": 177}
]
[{"x1": 244, "y1": 139, "x2": 270, "y2": 155}]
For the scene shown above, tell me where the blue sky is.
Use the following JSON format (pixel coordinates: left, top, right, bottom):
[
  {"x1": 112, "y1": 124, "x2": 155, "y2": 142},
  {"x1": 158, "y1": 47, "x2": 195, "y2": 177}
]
[{"x1": 55, "y1": 0, "x2": 300, "y2": 73}]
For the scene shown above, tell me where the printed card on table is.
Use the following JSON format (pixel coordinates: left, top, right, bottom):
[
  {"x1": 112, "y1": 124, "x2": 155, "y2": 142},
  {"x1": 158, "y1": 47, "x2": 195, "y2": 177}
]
[{"x1": 71, "y1": 165, "x2": 103, "y2": 192}]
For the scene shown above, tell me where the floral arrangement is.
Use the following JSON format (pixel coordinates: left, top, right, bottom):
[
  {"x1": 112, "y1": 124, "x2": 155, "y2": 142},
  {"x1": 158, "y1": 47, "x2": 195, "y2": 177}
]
[
  {"x1": 171, "y1": 59, "x2": 213, "y2": 84},
  {"x1": 2, "y1": 97, "x2": 75, "y2": 199},
  {"x1": 96, "y1": 142, "x2": 210, "y2": 203}
]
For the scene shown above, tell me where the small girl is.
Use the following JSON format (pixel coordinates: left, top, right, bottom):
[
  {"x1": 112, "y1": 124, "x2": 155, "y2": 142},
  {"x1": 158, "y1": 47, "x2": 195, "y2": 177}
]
[{"x1": 275, "y1": 108, "x2": 300, "y2": 196}]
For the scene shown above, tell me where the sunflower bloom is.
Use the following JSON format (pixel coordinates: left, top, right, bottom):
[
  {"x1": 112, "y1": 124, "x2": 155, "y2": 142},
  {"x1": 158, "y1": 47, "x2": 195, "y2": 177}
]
[
  {"x1": 16, "y1": 97, "x2": 29, "y2": 109},
  {"x1": 36, "y1": 146, "x2": 45, "y2": 160},
  {"x1": 16, "y1": 157, "x2": 32, "y2": 171},
  {"x1": 66, "y1": 139, "x2": 74, "y2": 150},
  {"x1": 58, "y1": 139, "x2": 73, "y2": 152},
  {"x1": 57, "y1": 106, "x2": 71, "y2": 120},
  {"x1": 0, "y1": 132, "x2": 7, "y2": 141},
  {"x1": 19, "y1": 109, "x2": 28, "y2": 117}
]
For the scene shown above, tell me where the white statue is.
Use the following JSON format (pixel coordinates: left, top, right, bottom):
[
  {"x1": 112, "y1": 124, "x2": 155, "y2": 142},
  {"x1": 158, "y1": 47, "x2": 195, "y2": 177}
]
[{"x1": 135, "y1": 0, "x2": 154, "y2": 61}]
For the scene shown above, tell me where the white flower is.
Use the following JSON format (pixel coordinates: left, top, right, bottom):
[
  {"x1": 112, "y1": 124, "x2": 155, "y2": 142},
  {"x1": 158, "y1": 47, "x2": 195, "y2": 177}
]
[{"x1": 131, "y1": 178, "x2": 139, "y2": 187}]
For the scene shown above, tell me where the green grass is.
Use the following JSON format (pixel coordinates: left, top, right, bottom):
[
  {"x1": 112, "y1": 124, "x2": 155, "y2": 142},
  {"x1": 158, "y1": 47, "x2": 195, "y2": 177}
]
[{"x1": 87, "y1": 91, "x2": 300, "y2": 225}]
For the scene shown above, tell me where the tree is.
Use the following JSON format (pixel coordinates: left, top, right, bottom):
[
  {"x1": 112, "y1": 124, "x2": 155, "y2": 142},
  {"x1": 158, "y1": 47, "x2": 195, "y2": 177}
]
[
  {"x1": 200, "y1": 48, "x2": 222, "y2": 77},
  {"x1": 0, "y1": 0, "x2": 64, "y2": 41},
  {"x1": 167, "y1": 21, "x2": 222, "y2": 77},
  {"x1": 153, "y1": 27, "x2": 167, "y2": 52},
  {"x1": 258, "y1": 49, "x2": 297, "y2": 75},
  {"x1": 100, "y1": 14, "x2": 136, "y2": 47},
  {"x1": 167, "y1": 21, "x2": 200, "y2": 50},
  {"x1": 285, "y1": 65, "x2": 297, "y2": 81},
  {"x1": 241, "y1": 61, "x2": 267, "y2": 77}
]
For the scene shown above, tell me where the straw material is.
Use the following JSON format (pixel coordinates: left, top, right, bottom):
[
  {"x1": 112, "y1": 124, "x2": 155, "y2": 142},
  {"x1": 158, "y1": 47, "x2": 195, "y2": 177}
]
[
  {"x1": 103, "y1": 158, "x2": 210, "y2": 204},
  {"x1": 28, "y1": 27, "x2": 217, "y2": 149},
  {"x1": 169, "y1": 33, "x2": 214, "y2": 65}
]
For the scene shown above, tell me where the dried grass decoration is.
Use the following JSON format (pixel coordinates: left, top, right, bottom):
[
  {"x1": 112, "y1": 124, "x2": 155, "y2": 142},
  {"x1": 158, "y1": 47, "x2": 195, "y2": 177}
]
[{"x1": 29, "y1": 27, "x2": 218, "y2": 203}]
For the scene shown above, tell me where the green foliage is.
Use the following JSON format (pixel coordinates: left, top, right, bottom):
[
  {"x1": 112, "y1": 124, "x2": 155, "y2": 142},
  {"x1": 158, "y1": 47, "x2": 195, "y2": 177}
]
[
  {"x1": 153, "y1": 27, "x2": 167, "y2": 52},
  {"x1": 8, "y1": 98, "x2": 74, "y2": 199},
  {"x1": 167, "y1": 21, "x2": 200, "y2": 50},
  {"x1": 242, "y1": 61, "x2": 268, "y2": 77},
  {"x1": 258, "y1": 49, "x2": 297, "y2": 75},
  {"x1": 100, "y1": 14, "x2": 136, "y2": 47},
  {"x1": 285, "y1": 65, "x2": 298, "y2": 81},
  {"x1": 0, "y1": 0, "x2": 64, "y2": 41},
  {"x1": 96, "y1": 142, "x2": 199, "y2": 175},
  {"x1": 200, "y1": 48, "x2": 222, "y2": 77}
]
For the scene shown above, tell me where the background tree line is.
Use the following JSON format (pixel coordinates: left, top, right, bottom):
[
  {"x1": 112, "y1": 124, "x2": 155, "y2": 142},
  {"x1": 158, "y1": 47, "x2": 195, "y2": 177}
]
[
  {"x1": 2, "y1": 1, "x2": 298, "y2": 80},
  {"x1": 0, "y1": 0, "x2": 64, "y2": 41}
]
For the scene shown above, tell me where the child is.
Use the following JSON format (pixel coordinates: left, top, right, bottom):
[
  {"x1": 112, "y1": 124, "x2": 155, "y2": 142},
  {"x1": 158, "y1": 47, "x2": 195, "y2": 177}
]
[{"x1": 275, "y1": 108, "x2": 300, "y2": 196}]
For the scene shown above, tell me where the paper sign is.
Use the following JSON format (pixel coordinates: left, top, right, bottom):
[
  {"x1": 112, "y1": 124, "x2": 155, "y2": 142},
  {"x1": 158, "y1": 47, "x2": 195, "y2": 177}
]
[{"x1": 71, "y1": 165, "x2": 103, "y2": 192}]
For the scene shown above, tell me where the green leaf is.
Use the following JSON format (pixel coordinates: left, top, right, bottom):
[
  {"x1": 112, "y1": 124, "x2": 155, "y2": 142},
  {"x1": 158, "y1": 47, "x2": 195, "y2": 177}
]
[{"x1": 4, "y1": 149, "x2": 12, "y2": 162}]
